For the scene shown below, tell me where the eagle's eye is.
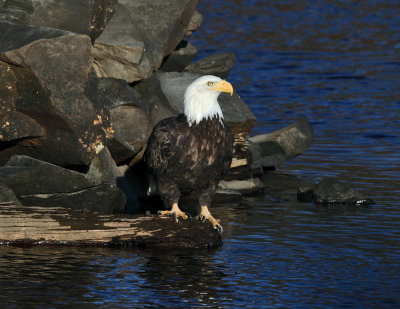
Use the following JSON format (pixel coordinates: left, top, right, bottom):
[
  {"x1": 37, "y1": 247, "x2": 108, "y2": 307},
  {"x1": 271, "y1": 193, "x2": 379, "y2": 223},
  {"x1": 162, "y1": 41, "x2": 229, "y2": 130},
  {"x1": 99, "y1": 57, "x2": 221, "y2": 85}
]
[{"x1": 207, "y1": 81, "x2": 214, "y2": 86}]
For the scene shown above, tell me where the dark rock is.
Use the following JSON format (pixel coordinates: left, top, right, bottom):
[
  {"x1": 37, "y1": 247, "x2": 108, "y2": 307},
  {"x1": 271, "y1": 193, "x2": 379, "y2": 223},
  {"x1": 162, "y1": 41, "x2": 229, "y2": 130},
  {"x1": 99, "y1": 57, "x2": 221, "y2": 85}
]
[
  {"x1": 133, "y1": 73, "x2": 178, "y2": 127},
  {"x1": 297, "y1": 178, "x2": 375, "y2": 206},
  {"x1": 0, "y1": 183, "x2": 21, "y2": 206},
  {"x1": 0, "y1": 21, "x2": 112, "y2": 166},
  {"x1": 249, "y1": 118, "x2": 315, "y2": 169},
  {"x1": 156, "y1": 71, "x2": 256, "y2": 136},
  {"x1": 160, "y1": 40, "x2": 198, "y2": 72},
  {"x1": 88, "y1": 77, "x2": 152, "y2": 163},
  {"x1": 184, "y1": 52, "x2": 236, "y2": 79},
  {"x1": 86, "y1": 146, "x2": 121, "y2": 186},
  {"x1": 19, "y1": 183, "x2": 125, "y2": 214},
  {"x1": 0, "y1": 0, "x2": 117, "y2": 42},
  {"x1": 93, "y1": 0, "x2": 198, "y2": 82},
  {"x1": 297, "y1": 186, "x2": 315, "y2": 203},
  {"x1": 0, "y1": 110, "x2": 44, "y2": 142},
  {"x1": 0, "y1": 155, "x2": 126, "y2": 213}
]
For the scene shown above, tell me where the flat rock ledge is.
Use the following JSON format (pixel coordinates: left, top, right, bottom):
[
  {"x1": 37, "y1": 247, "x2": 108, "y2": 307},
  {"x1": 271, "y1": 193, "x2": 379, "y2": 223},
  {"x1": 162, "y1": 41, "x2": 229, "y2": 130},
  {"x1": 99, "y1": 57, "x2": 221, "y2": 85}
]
[{"x1": 0, "y1": 204, "x2": 221, "y2": 249}]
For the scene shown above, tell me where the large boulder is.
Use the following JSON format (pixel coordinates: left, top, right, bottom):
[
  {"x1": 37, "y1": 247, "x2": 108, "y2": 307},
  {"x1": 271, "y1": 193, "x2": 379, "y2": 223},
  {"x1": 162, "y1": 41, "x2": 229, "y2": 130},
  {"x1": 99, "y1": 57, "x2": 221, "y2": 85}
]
[
  {"x1": 0, "y1": 21, "x2": 113, "y2": 166},
  {"x1": 0, "y1": 155, "x2": 126, "y2": 213},
  {"x1": 88, "y1": 77, "x2": 152, "y2": 164},
  {"x1": 249, "y1": 118, "x2": 315, "y2": 170},
  {"x1": 0, "y1": 0, "x2": 117, "y2": 42},
  {"x1": 93, "y1": 0, "x2": 199, "y2": 82}
]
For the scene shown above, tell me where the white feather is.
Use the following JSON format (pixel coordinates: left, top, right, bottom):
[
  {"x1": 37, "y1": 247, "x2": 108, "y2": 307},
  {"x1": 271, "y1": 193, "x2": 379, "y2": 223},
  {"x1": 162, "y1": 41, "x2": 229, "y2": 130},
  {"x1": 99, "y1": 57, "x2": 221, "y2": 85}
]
[{"x1": 184, "y1": 75, "x2": 224, "y2": 126}]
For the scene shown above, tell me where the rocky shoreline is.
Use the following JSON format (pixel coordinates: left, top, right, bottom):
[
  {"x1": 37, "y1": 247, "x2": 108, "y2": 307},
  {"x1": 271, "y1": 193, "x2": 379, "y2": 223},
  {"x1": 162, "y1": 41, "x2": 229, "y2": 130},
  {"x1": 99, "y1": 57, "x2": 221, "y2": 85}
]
[{"x1": 0, "y1": 1, "x2": 317, "y2": 246}]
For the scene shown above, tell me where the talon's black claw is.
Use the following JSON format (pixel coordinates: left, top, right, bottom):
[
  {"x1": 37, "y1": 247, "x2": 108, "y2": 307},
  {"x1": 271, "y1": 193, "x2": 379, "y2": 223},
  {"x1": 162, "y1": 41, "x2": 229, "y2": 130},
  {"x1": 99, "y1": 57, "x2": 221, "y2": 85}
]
[
  {"x1": 200, "y1": 216, "x2": 206, "y2": 223},
  {"x1": 157, "y1": 210, "x2": 163, "y2": 216},
  {"x1": 186, "y1": 213, "x2": 192, "y2": 219},
  {"x1": 173, "y1": 213, "x2": 179, "y2": 223},
  {"x1": 216, "y1": 225, "x2": 223, "y2": 235}
]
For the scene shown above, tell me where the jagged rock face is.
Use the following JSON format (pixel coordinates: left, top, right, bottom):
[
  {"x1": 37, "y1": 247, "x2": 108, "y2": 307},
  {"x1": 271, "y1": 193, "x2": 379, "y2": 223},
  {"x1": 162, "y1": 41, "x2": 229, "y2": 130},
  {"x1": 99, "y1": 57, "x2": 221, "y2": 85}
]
[
  {"x1": 0, "y1": 21, "x2": 113, "y2": 166},
  {"x1": 0, "y1": 0, "x2": 117, "y2": 42},
  {"x1": 93, "y1": 0, "x2": 199, "y2": 82},
  {"x1": 0, "y1": 155, "x2": 126, "y2": 214}
]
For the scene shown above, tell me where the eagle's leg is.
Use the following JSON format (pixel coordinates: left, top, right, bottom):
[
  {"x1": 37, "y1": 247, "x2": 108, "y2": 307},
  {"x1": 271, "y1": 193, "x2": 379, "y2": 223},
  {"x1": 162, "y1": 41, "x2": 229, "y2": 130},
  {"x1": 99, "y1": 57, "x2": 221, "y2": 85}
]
[
  {"x1": 199, "y1": 205, "x2": 223, "y2": 235},
  {"x1": 197, "y1": 188, "x2": 223, "y2": 234},
  {"x1": 158, "y1": 203, "x2": 188, "y2": 222}
]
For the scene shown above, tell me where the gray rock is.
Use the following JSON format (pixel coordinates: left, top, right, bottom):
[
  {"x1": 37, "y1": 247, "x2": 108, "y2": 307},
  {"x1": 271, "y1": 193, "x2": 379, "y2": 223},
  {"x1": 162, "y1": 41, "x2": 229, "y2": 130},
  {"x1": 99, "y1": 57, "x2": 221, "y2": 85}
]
[
  {"x1": 0, "y1": 0, "x2": 117, "y2": 42},
  {"x1": 0, "y1": 155, "x2": 126, "y2": 213},
  {"x1": 93, "y1": 0, "x2": 198, "y2": 82},
  {"x1": 0, "y1": 21, "x2": 112, "y2": 166},
  {"x1": 160, "y1": 40, "x2": 198, "y2": 72},
  {"x1": 88, "y1": 77, "x2": 152, "y2": 163},
  {"x1": 184, "y1": 52, "x2": 236, "y2": 79},
  {"x1": 184, "y1": 10, "x2": 203, "y2": 37},
  {"x1": 0, "y1": 183, "x2": 21, "y2": 206},
  {"x1": 86, "y1": 146, "x2": 122, "y2": 186},
  {"x1": 156, "y1": 71, "x2": 256, "y2": 136},
  {"x1": 218, "y1": 178, "x2": 265, "y2": 194},
  {"x1": 249, "y1": 118, "x2": 315, "y2": 169},
  {"x1": 297, "y1": 178, "x2": 375, "y2": 206}
]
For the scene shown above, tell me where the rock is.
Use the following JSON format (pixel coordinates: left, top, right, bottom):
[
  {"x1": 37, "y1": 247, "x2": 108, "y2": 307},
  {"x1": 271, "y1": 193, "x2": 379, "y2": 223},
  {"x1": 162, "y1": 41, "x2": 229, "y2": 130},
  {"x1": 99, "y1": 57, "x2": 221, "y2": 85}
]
[
  {"x1": 0, "y1": 0, "x2": 117, "y2": 42},
  {"x1": 184, "y1": 52, "x2": 236, "y2": 79},
  {"x1": 0, "y1": 110, "x2": 44, "y2": 142},
  {"x1": 249, "y1": 118, "x2": 315, "y2": 169},
  {"x1": 19, "y1": 183, "x2": 125, "y2": 214},
  {"x1": 0, "y1": 183, "x2": 21, "y2": 206},
  {"x1": 0, "y1": 21, "x2": 112, "y2": 166},
  {"x1": 86, "y1": 146, "x2": 122, "y2": 186},
  {"x1": 184, "y1": 10, "x2": 203, "y2": 37},
  {"x1": 156, "y1": 71, "x2": 256, "y2": 136},
  {"x1": 93, "y1": 0, "x2": 198, "y2": 82},
  {"x1": 297, "y1": 178, "x2": 375, "y2": 206},
  {"x1": 133, "y1": 73, "x2": 178, "y2": 127},
  {"x1": 88, "y1": 77, "x2": 152, "y2": 164},
  {"x1": 0, "y1": 155, "x2": 126, "y2": 213},
  {"x1": 218, "y1": 178, "x2": 265, "y2": 194},
  {"x1": 213, "y1": 188, "x2": 242, "y2": 205},
  {"x1": 160, "y1": 40, "x2": 198, "y2": 72}
]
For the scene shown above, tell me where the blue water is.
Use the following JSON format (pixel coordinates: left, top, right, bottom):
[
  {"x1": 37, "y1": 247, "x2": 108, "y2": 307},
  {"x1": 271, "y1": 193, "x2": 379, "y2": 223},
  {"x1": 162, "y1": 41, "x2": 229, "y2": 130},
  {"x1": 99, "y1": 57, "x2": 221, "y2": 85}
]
[{"x1": 1, "y1": 0, "x2": 400, "y2": 308}]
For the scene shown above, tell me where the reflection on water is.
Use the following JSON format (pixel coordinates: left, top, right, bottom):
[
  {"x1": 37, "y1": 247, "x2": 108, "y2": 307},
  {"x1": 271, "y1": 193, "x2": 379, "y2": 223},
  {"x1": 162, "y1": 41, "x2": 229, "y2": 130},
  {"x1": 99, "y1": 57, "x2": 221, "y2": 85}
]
[{"x1": 1, "y1": 0, "x2": 400, "y2": 307}]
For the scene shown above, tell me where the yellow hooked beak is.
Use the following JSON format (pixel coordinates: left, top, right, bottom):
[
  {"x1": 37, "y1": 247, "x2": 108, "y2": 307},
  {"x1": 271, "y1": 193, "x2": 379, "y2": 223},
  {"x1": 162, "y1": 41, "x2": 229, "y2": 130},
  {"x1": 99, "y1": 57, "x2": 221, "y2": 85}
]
[{"x1": 211, "y1": 80, "x2": 234, "y2": 96}]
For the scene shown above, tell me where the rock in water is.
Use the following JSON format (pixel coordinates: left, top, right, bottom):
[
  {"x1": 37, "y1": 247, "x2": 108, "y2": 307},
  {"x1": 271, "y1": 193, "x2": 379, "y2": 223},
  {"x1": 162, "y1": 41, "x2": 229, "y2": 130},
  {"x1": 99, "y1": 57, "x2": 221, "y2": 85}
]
[
  {"x1": 297, "y1": 178, "x2": 375, "y2": 206},
  {"x1": 249, "y1": 118, "x2": 315, "y2": 169}
]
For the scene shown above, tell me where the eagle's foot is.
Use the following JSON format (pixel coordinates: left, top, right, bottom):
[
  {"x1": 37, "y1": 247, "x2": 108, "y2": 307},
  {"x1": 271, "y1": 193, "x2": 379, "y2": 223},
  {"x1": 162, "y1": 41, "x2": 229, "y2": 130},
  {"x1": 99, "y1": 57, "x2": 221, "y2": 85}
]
[
  {"x1": 158, "y1": 203, "x2": 188, "y2": 223},
  {"x1": 198, "y1": 206, "x2": 223, "y2": 235}
]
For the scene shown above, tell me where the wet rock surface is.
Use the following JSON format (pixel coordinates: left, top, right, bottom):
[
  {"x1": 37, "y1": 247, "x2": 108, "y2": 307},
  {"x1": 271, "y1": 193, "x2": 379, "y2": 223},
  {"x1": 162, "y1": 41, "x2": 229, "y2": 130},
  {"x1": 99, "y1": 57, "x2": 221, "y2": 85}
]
[{"x1": 297, "y1": 178, "x2": 375, "y2": 206}]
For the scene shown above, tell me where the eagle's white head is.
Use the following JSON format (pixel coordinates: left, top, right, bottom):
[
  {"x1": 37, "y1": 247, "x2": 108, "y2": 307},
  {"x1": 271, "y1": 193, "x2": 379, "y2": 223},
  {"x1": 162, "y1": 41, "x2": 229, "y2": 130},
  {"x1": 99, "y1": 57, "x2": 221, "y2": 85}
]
[{"x1": 183, "y1": 75, "x2": 234, "y2": 126}]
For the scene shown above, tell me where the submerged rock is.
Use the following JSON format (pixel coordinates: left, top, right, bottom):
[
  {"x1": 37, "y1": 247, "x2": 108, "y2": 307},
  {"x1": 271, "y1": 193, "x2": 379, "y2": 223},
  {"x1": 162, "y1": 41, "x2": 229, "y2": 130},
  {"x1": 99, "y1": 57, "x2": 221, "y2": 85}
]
[{"x1": 297, "y1": 178, "x2": 375, "y2": 206}]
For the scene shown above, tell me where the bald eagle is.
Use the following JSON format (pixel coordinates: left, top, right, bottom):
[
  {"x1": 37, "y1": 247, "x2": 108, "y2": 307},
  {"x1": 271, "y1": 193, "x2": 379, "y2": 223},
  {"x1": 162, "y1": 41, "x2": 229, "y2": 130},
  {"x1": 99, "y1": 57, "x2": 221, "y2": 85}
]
[{"x1": 143, "y1": 75, "x2": 234, "y2": 234}]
